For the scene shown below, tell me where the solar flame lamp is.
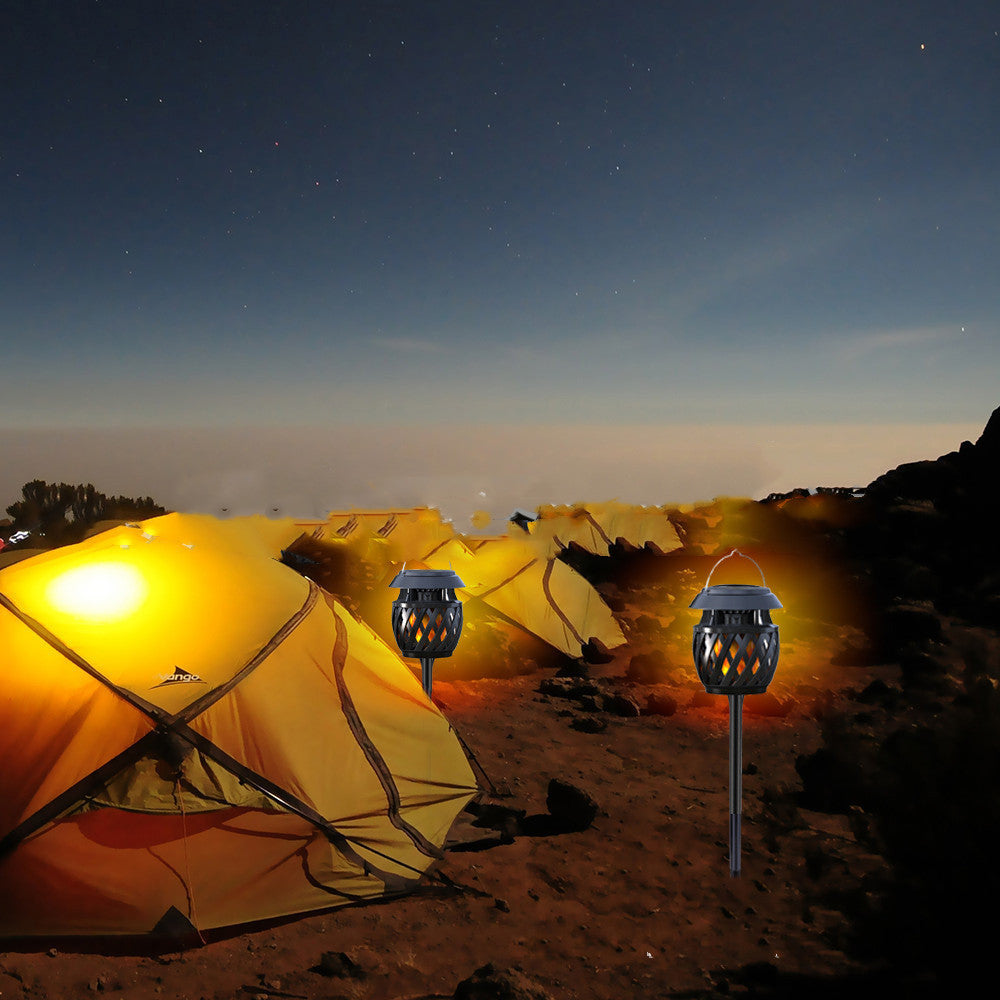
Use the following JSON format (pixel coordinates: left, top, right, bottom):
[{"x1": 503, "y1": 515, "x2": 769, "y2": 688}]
[
  {"x1": 690, "y1": 549, "x2": 781, "y2": 877},
  {"x1": 390, "y1": 568, "x2": 465, "y2": 698}
]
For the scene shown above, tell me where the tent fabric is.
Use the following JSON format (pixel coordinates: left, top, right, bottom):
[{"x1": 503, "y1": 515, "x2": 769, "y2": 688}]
[
  {"x1": 0, "y1": 513, "x2": 477, "y2": 937},
  {"x1": 298, "y1": 509, "x2": 457, "y2": 560},
  {"x1": 296, "y1": 509, "x2": 626, "y2": 658},
  {"x1": 526, "y1": 501, "x2": 684, "y2": 558},
  {"x1": 422, "y1": 536, "x2": 626, "y2": 656}
]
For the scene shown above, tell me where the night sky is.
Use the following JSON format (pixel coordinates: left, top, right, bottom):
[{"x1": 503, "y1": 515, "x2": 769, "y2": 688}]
[{"x1": 1, "y1": 2, "x2": 998, "y2": 518}]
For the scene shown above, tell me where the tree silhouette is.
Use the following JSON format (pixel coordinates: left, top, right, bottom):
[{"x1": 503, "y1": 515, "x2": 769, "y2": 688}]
[{"x1": 4, "y1": 480, "x2": 167, "y2": 548}]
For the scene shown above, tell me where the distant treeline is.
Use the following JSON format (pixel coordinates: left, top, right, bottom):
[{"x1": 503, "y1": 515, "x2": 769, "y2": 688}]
[{"x1": 2, "y1": 480, "x2": 166, "y2": 548}]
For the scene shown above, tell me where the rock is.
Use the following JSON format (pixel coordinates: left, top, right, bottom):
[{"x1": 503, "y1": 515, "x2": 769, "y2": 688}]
[
  {"x1": 733, "y1": 961, "x2": 779, "y2": 989},
  {"x1": 88, "y1": 977, "x2": 121, "y2": 993},
  {"x1": 576, "y1": 693, "x2": 608, "y2": 712},
  {"x1": 494, "y1": 897, "x2": 510, "y2": 912},
  {"x1": 467, "y1": 801, "x2": 526, "y2": 839},
  {"x1": 453, "y1": 962, "x2": 552, "y2": 1000},
  {"x1": 855, "y1": 679, "x2": 898, "y2": 706},
  {"x1": 795, "y1": 747, "x2": 865, "y2": 813},
  {"x1": 972, "y1": 591, "x2": 1000, "y2": 629},
  {"x1": 806, "y1": 689, "x2": 837, "y2": 720},
  {"x1": 642, "y1": 691, "x2": 678, "y2": 716},
  {"x1": 537, "y1": 677, "x2": 573, "y2": 697},
  {"x1": 581, "y1": 638, "x2": 615, "y2": 664},
  {"x1": 603, "y1": 693, "x2": 641, "y2": 717},
  {"x1": 555, "y1": 660, "x2": 590, "y2": 678},
  {"x1": 898, "y1": 645, "x2": 950, "y2": 688},
  {"x1": 315, "y1": 951, "x2": 364, "y2": 979},
  {"x1": 883, "y1": 604, "x2": 945, "y2": 645},
  {"x1": 632, "y1": 614, "x2": 668, "y2": 640},
  {"x1": 537, "y1": 677, "x2": 600, "y2": 700},
  {"x1": 546, "y1": 779, "x2": 598, "y2": 831},
  {"x1": 626, "y1": 649, "x2": 671, "y2": 683},
  {"x1": 804, "y1": 844, "x2": 832, "y2": 880},
  {"x1": 974, "y1": 403, "x2": 1000, "y2": 460},
  {"x1": 866, "y1": 460, "x2": 957, "y2": 506},
  {"x1": 688, "y1": 690, "x2": 717, "y2": 709},
  {"x1": 570, "y1": 715, "x2": 607, "y2": 734},
  {"x1": 602, "y1": 592, "x2": 627, "y2": 612}
]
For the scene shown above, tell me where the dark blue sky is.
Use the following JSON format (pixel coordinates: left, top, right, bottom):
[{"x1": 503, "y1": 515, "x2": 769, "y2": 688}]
[{"x1": 2, "y1": 0, "x2": 998, "y2": 430}]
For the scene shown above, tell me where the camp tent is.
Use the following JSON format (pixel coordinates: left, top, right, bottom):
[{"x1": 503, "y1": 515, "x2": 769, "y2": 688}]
[
  {"x1": 297, "y1": 510, "x2": 626, "y2": 660},
  {"x1": 524, "y1": 501, "x2": 684, "y2": 559},
  {"x1": 0, "y1": 513, "x2": 477, "y2": 937},
  {"x1": 422, "y1": 535, "x2": 626, "y2": 658}
]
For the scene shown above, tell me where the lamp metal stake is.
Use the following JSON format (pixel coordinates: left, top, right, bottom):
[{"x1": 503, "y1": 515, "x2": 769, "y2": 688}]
[{"x1": 729, "y1": 693, "x2": 743, "y2": 877}]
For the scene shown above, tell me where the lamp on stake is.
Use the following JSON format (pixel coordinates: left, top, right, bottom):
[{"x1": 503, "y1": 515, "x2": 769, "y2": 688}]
[
  {"x1": 690, "y1": 549, "x2": 782, "y2": 877},
  {"x1": 390, "y1": 567, "x2": 465, "y2": 698}
]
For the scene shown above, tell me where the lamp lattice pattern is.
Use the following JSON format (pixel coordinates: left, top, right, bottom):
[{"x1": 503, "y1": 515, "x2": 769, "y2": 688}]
[
  {"x1": 391, "y1": 592, "x2": 463, "y2": 658},
  {"x1": 693, "y1": 611, "x2": 779, "y2": 695}
]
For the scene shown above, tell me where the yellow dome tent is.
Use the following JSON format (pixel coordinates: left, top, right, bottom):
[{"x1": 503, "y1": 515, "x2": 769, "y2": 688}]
[
  {"x1": 524, "y1": 501, "x2": 684, "y2": 559},
  {"x1": 423, "y1": 535, "x2": 626, "y2": 658},
  {"x1": 0, "y1": 514, "x2": 477, "y2": 937},
  {"x1": 296, "y1": 509, "x2": 626, "y2": 660}
]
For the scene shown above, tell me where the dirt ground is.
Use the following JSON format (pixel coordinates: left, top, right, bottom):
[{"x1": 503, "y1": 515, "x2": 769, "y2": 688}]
[{"x1": 0, "y1": 630, "x2": 924, "y2": 1000}]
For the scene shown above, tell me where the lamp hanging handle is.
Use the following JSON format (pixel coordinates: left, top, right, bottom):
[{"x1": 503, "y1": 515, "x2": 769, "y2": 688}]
[{"x1": 703, "y1": 548, "x2": 768, "y2": 589}]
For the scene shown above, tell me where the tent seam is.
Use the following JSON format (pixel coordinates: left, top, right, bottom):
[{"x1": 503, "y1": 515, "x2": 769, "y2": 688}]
[
  {"x1": 327, "y1": 605, "x2": 443, "y2": 861},
  {"x1": 541, "y1": 559, "x2": 585, "y2": 646},
  {"x1": 474, "y1": 558, "x2": 537, "y2": 600}
]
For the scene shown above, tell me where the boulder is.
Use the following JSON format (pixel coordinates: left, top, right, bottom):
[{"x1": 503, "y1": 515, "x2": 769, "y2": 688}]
[
  {"x1": 315, "y1": 951, "x2": 364, "y2": 979},
  {"x1": 581, "y1": 638, "x2": 615, "y2": 664},
  {"x1": 626, "y1": 649, "x2": 672, "y2": 683},
  {"x1": 642, "y1": 691, "x2": 678, "y2": 717},
  {"x1": 883, "y1": 604, "x2": 946, "y2": 646},
  {"x1": 453, "y1": 963, "x2": 552, "y2": 1000},
  {"x1": 545, "y1": 779, "x2": 598, "y2": 831},
  {"x1": 570, "y1": 715, "x2": 607, "y2": 734},
  {"x1": 603, "y1": 693, "x2": 641, "y2": 717}
]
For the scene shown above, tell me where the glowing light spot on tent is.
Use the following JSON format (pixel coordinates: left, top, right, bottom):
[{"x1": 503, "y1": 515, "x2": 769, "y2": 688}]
[{"x1": 46, "y1": 562, "x2": 148, "y2": 622}]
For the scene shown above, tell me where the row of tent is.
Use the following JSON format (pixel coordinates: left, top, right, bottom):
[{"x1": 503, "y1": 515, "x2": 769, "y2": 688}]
[
  {"x1": 0, "y1": 502, "x2": 684, "y2": 938},
  {"x1": 291, "y1": 501, "x2": 684, "y2": 660}
]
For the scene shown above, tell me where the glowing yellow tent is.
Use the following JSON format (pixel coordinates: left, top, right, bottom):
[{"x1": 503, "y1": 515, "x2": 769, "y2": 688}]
[
  {"x1": 295, "y1": 509, "x2": 626, "y2": 660},
  {"x1": 302, "y1": 509, "x2": 457, "y2": 555},
  {"x1": 524, "y1": 501, "x2": 684, "y2": 558},
  {"x1": 422, "y1": 535, "x2": 626, "y2": 657},
  {"x1": 0, "y1": 514, "x2": 477, "y2": 937}
]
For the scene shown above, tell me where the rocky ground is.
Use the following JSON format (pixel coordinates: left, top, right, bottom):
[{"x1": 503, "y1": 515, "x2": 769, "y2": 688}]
[
  {"x1": 2, "y1": 606, "x2": 992, "y2": 1000},
  {"x1": 3, "y1": 405, "x2": 998, "y2": 999}
]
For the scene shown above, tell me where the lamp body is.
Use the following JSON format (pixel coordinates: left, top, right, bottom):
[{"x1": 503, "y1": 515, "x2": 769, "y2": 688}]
[
  {"x1": 390, "y1": 568, "x2": 464, "y2": 697},
  {"x1": 691, "y1": 584, "x2": 780, "y2": 695}
]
